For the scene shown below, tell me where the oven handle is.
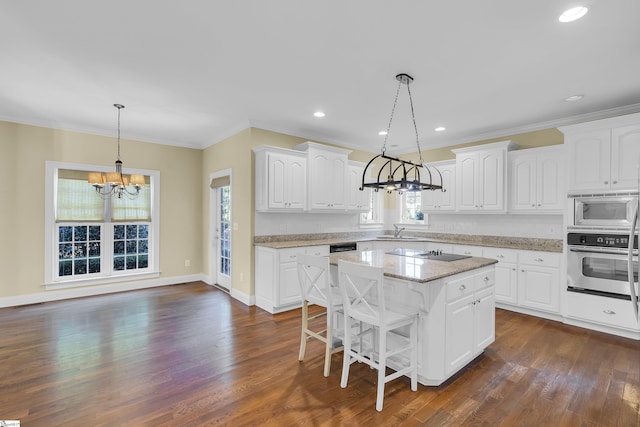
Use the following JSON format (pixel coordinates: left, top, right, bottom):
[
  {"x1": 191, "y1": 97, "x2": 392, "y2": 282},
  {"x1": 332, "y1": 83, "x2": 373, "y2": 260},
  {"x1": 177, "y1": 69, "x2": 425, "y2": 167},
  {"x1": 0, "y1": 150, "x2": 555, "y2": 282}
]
[
  {"x1": 628, "y1": 201, "x2": 639, "y2": 322},
  {"x1": 568, "y1": 247, "x2": 636, "y2": 257}
]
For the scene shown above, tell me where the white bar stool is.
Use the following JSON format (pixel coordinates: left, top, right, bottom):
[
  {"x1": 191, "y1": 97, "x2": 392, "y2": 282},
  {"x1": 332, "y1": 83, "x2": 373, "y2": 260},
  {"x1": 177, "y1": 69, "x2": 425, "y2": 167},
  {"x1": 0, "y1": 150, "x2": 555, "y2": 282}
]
[
  {"x1": 296, "y1": 253, "x2": 344, "y2": 377},
  {"x1": 337, "y1": 259, "x2": 418, "y2": 411}
]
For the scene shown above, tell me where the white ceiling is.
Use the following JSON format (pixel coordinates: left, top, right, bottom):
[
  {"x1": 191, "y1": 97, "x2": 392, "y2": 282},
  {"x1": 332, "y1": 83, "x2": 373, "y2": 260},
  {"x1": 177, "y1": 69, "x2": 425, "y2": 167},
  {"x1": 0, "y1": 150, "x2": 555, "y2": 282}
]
[{"x1": 1, "y1": 1, "x2": 639, "y2": 155}]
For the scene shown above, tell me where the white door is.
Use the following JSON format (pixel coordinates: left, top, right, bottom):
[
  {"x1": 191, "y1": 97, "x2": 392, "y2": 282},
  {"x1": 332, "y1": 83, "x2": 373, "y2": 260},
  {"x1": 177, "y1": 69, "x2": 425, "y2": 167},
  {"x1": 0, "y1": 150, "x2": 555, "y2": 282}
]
[{"x1": 211, "y1": 171, "x2": 232, "y2": 290}]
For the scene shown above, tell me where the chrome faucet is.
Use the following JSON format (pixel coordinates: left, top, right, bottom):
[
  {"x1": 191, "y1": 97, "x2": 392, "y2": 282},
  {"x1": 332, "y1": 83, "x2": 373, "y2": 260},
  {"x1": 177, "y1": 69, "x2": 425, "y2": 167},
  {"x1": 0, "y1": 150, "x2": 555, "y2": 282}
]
[{"x1": 393, "y1": 224, "x2": 405, "y2": 239}]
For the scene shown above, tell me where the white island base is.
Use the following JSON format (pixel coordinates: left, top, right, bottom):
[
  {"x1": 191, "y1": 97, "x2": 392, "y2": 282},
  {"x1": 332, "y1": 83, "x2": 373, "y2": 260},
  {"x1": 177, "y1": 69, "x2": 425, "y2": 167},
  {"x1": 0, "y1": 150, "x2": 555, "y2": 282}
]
[{"x1": 330, "y1": 263, "x2": 496, "y2": 386}]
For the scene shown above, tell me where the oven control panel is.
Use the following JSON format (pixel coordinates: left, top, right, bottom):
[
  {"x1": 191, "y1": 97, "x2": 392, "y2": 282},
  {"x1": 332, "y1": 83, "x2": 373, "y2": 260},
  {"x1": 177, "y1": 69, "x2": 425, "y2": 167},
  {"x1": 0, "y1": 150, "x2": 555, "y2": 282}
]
[{"x1": 567, "y1": 232, "x2": 638, "y2": 249}]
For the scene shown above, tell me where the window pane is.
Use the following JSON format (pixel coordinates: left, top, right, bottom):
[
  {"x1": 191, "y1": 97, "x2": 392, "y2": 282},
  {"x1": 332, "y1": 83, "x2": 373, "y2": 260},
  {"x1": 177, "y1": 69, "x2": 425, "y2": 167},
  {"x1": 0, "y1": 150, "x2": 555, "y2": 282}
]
[
  {"x1": 126, "y1": 256, "x2": 137, "y2": 269},
  {"x1": 114, "y1": 241, "x2": 125, "y2": 255},
  {"x1": 402, "y1": 192, "x2": 424, "y2": 221},
  {"x1": 59, "y1": 226, "x2": 73, "y2": 242},
  {"x1": 139, "y1": 240, "x2": 148, "y2": 254},
  {"x1": 56, "y1": 223, "x2": 101, "y2": 279},
  {"x1": 139, "y1": 225, "x2": 148, "y2": 239},
  {"x1": 114, "y1": 256, "x2": 125, "y2": 271},
  {"x1": 114, "y1": 225, "x2": 125, "y2": 240}
]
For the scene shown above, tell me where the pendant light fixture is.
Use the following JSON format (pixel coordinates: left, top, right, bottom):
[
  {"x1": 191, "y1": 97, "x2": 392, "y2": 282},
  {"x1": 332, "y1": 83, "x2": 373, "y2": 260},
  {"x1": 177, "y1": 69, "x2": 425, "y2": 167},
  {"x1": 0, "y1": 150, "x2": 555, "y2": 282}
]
[
  {"x1": 360, "y1": 73, "x2": 444, "y2": 193},
  {"x1": 88, "y1": 104, "x2": 145, "y2": 198}
]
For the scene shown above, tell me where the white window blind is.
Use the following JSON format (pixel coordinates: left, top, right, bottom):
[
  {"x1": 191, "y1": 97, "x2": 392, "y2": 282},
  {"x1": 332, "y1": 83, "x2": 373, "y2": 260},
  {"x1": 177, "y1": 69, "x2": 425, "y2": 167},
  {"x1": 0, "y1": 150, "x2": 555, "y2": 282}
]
[
  {"x1": 111, "y1": 184, "x2": 151, "y2": 221},
  {"x1": 56, "y1": 177, "x2": 105, "y2": 222}
]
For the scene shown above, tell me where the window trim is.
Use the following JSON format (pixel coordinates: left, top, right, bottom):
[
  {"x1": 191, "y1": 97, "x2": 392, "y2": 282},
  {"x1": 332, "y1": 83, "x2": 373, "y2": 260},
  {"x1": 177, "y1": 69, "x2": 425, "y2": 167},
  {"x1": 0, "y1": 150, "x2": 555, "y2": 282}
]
[{"x1": 44, "y1": 161, "x2": 161, "y2": 290}]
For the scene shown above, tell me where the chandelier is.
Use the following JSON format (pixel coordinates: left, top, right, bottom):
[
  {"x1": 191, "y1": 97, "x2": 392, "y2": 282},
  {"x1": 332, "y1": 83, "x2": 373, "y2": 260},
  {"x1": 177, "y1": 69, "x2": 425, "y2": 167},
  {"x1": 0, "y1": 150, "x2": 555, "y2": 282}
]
[
  {"x1": 361, "y1": 73, "x2": 444, "y2": 193},
  {"x1": 88, "y1": 104, "x2": 145, "y2": 198}
]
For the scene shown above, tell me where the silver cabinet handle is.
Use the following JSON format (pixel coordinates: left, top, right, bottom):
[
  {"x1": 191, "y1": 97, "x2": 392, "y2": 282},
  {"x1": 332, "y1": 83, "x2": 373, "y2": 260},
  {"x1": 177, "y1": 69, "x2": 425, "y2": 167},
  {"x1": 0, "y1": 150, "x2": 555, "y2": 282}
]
[
  {"x1": 613, "y1": 180, "x2": 618, "y2": 184},
  {"x1": 290, "y1": 255, "x2": 296, "y2": 259},
  {"x1": 496, "y1": 255, "x2": 504, "y2": 259},
  {"x1": 604, "y1": 180, "x2": 609, "y2": 184},
  {"x1": 603, "y1": 309, "x2": 616, "y2": 315},
  {"x1": 531, "y1": 204, "x2": 535, "y2": 207},
  {"x1": 464, "y1": 251, "x2": 471, "y2": 255},
  {"x1": 483, "y1": 276, "x2": 490, "y2": 282},
  {"x1": 460, "y1": 284, "x2": 466, "y2": 290},
  {"x1": 534, "y1": 258, "x2": 544, "y2": 262}
]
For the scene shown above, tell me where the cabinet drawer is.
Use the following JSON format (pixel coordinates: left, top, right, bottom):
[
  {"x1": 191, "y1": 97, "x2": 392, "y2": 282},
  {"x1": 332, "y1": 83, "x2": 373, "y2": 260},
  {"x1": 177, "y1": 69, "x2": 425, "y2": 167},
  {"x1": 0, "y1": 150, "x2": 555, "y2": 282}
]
[
  {"x1": 483, "y1": 247, "x2": 518, "y2": 264},
  {"x1": 279, "y1": 247, "x2": 304, "y2": 262},
  {"x1": 567, "y1": 292, "x2": 639, "y2": 331},
  {"x1": 446, "y1": 275, "x2": 475, "y2": 302},
  {"x1": 475, "y1": 270, "x2": 495, "y2": 291},
  {"x1": 519, "y1": 251, "x2": 560, "y2": 268},
  {"x1": 452, "y1": 245, "x2": 483, "y2": 257},
  {"x1": 306, "y1": 245, "x2": 329, "y2": 256}
]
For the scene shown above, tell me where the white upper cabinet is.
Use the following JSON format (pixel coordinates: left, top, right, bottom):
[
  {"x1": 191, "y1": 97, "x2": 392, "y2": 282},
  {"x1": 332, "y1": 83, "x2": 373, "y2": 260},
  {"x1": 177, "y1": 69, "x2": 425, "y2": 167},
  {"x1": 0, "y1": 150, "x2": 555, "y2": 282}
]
[
  {"x1": 452, "y1": 141, "x2": 518, "y2": 212},
  {"x1": 254, "y1": 146, "x2": 307, "y2": 212},
  {"x1": 423, "y1": 161, "x2": 456, "y2": 212},
  {"x1": 560, "y1": 113, "x2": 640, "y2": 193},
  {"x1": 347, "y1": 161, "x2": 370, "y2": 212},
  {"x1": 508, "y1": 145, "x2": 565, "y2": 213},
  {"x1": 295, "y1": 142, "x2": 351, "y2": 211}
]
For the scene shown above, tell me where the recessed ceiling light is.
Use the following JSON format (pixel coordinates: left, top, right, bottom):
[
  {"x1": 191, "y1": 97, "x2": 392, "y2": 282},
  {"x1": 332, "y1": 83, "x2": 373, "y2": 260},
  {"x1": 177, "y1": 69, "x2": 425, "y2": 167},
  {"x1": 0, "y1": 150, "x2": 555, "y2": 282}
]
[
  {"x1": 564, "y1": 94, "x2": 584, "y2": 102},
  {"x1": 313, "y1": 111, "x2": 325, "y2": 118},
  {"x1": 434, "y1": 126, "x2": 446, "y2": 132},
  {"x1": 559, "y1": 6, "x2": 588, "y2": 23},
  {"x1": 378, "y1": 130, "x2": 388, "y2": 136}
]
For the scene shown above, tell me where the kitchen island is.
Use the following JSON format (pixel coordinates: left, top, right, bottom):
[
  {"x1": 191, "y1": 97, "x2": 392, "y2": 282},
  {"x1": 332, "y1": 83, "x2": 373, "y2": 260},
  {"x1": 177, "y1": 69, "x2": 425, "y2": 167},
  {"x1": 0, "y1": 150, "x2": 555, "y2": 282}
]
[{"x1": 329, "y1": 249, "x2": 498, "y2": 386}]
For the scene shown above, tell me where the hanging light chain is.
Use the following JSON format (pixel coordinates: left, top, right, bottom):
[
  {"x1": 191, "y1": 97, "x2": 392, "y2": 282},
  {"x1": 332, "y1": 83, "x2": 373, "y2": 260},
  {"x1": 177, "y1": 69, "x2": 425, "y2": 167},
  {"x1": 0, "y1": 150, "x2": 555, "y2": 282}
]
[
  {"x1": 381, "y1": 78, "x2": 403, "y2": 156},
  {"x1": 405, "y1": 81, "x2": 424, "y2": 164}
]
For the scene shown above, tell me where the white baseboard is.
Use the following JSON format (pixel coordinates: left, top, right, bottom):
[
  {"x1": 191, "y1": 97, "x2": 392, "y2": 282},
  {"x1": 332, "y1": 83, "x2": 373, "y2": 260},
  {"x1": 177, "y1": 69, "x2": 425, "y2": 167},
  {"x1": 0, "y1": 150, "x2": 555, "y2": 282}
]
[
  {"x1": 0, "y1": 274, "x2": 205, "y2": 308},
  {"x1": 231, "y1": 288, "x2": 255, "y2": 306}
]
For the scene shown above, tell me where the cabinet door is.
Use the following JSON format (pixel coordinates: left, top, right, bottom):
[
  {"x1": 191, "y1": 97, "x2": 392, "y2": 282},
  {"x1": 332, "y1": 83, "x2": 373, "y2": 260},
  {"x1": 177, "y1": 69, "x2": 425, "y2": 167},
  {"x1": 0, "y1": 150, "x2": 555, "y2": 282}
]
[
  {"x1": 479, "y1": 149, "x2": 504, "y2": 210},
  {"x1": 438, "y1": 165, "x2": 456, "y2": 210},
  {"x1": 329, "y1": 154, "x2": 348, "y2": 209},
  {"x1": 537, "y1": 151, "x2": 564, "y2": 211},
  {"x1": 518, "y1": 265, "x2": 559, "y2": 313},
  {"x1": 278, "y1": 261, "x2": 302, "y2": 306},
  {"x1": 611, "y1": 124, "x2": 640, "y2": 191},
  {"x1": 347, "y1": 164, "x2": 369, "y2": 211},
  {"x1": 445, "y1": 293, "x2": 476, "y2": 375},
  {"x1": 288, "y1": 156, "x2": 307, "y2": 210},
  {"x1": 475, "y1": 286, "x2": 495, "y2": 351},
  {"x1": 267, "y1": 153, "x2": 288, "y2": 209},
  {"x1": 567, "y1": 130, "x2": 611, "y2": 191},
  {"x1": 510, "y1": 154, "x2": 536, "y2": 211},
  {"x1": 309, "y1": 151, "x2": 331, "y2": 209},
  {"x1": 457, "y1": 154, "x2": 479, "y2": 210},
  {"x1": 493, "y1": 262, "x2": 518, "y2": 304}
]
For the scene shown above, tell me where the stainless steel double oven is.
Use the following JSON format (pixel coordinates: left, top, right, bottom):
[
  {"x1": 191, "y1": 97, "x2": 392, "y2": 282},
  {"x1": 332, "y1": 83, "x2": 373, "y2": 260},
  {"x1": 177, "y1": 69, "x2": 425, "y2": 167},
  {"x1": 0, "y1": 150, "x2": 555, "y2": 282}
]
[{"x1": 567, "y1": 193, "x2": 640, "y2": 320}]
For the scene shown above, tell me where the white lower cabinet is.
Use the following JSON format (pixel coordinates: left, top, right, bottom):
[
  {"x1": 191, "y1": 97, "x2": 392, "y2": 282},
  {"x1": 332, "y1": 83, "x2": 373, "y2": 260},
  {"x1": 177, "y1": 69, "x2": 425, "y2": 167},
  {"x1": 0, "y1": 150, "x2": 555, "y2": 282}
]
[
  {"x1": 483, "y1": 247, "x2": 518, "y2": 305},
  {"x1": 255, "y1": 245, "x2": 329, "y2": 313},
  {"x1": 444, "y1": 269, "x2": 495, "y2": 376},
  {"x1": 518, "y1": 251, "x2": 560, "y2": 314},
  {"x1": 451, "y1": 244, "x2": 483, "y2": 257}
]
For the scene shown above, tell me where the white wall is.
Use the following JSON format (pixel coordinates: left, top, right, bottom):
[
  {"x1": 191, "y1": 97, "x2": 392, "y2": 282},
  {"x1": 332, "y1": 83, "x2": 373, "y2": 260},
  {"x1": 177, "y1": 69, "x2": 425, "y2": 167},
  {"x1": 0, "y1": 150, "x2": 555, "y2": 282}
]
[
  {"x1": 423, "y1": 213, "x2": 563, "y2": 239},
  {"x1": 255, "y1": 212, "x2": 364, "y2": 236}
]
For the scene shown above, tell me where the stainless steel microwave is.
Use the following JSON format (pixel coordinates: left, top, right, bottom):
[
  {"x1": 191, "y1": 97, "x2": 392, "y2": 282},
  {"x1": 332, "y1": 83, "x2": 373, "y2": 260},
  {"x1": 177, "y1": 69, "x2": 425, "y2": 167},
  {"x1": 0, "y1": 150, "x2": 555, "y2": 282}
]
[{"x1": 571, "y1": 195, "x2": 639, "y2": 228}]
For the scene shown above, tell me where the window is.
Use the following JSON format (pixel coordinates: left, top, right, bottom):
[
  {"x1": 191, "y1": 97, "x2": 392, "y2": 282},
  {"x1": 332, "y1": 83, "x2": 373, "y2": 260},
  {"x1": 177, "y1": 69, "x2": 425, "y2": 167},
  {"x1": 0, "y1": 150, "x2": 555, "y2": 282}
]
[
  {"x1": 360, "y1": 190, "x2": 383, "y2": 226},
  {"x1": 398, "y1": 191, "x2": 426, "y2": 225},
  {"x1": 45, "y1": 161, "x2": 160, "y2": 289}
]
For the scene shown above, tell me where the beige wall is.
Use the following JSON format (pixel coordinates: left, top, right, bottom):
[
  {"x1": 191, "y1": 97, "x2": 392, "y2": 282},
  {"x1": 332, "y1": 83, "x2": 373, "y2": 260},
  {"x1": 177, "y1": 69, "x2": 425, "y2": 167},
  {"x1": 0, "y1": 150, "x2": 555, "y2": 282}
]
[{"x1": 0, "y1": 121, "x2": 202, "y2": 298}]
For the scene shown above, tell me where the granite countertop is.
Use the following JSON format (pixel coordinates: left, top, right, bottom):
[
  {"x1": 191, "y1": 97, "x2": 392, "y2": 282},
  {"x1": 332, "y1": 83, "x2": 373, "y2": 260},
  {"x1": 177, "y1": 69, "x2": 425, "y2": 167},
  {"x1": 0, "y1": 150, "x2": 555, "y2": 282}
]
[
  {"x1": 328, "y1": 249, "x2": 497, "y2": 283},
  {"x1": 254, "y1": 232, "x2": 563, "y2": 253}
]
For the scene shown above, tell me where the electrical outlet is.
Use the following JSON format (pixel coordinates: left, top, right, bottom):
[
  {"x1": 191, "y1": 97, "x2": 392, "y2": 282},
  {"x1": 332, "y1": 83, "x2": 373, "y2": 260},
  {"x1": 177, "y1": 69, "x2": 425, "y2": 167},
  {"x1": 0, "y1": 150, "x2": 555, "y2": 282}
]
[{"x1": 184, "y1": 259, "x2": 190, "y2": 267}]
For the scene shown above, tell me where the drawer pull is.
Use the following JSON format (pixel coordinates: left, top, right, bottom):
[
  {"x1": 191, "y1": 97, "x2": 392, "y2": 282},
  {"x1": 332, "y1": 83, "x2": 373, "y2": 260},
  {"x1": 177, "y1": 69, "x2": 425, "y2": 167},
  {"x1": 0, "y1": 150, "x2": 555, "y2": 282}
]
[
  {"x1": 496, "y1": 255, "x2": 504, "y2": 259},
  {"x1": 464, "y1": 251, "x2": 471, "y2": 255},
  {"x1": 483, "y1": 276, "x2": 490, "y2": 282},
  {"x1": 603, "y1": 309, "x2": 616, "y2": 315},
  {"x1": 290, "y1": 255, "x2": 296, "y2": 259},
  {"x1": 534, "y1": 258, "x2": 544, "y2": 262},
  {"x1": 460, "y1": 284, "x2": 467, "y2": 291}
]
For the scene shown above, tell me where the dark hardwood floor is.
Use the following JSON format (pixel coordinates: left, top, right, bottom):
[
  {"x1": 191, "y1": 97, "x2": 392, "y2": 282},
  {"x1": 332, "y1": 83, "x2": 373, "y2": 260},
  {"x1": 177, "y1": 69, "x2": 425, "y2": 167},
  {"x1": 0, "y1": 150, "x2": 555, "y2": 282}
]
[{"x1": 0, "y1": 282, "x2": 638, "y2": 426}]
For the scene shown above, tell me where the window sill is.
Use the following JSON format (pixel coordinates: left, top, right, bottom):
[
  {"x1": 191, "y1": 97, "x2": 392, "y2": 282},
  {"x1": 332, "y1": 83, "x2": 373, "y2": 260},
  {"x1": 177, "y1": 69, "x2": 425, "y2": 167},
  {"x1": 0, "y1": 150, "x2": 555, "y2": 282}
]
[
  {"x1": 359, "y1": 223, "x2": 383, "y2": 229},
  {"x1": 45, "y1": 271, "x2": 160, "y2": 291}
]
